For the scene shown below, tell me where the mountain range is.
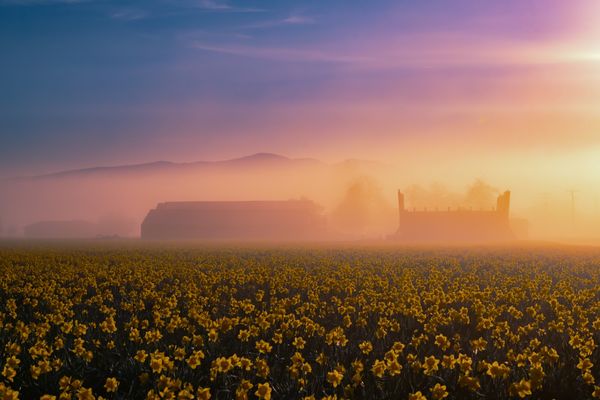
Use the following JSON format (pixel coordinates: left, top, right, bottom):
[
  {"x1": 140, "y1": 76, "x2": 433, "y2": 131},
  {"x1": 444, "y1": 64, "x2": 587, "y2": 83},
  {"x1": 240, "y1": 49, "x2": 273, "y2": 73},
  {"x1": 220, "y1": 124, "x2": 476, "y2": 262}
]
[{"x1": 10, "y1": 153, "x2": 387, "y2": 181}]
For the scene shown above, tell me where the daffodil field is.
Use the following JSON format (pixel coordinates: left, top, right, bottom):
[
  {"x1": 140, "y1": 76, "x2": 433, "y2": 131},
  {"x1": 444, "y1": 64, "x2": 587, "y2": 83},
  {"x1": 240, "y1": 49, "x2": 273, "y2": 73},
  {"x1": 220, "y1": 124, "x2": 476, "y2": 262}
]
[{"x1": 1, "y1": 244, "x2": 600, "y2": 399}]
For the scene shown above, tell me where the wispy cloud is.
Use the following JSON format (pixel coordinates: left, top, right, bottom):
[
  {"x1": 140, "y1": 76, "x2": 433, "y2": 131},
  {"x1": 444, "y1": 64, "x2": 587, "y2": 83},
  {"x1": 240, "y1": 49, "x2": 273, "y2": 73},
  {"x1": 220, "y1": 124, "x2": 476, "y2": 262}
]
[
  {"x1": 191, "y1": 32, "x2": 600, "y2": 69},
  {"x1": 282, "y1": 15, "x2": 315, "y2": 25},
  {"x1": 191, "y1": 42, "x2": 368, "y2": 63},
  {"x1": 195, "y1": 0, "x2": 264, "y2": 13},
  {"x1": 178, "y1": 29, "x2": 253, "y2": 42},
  {"x1": 110, "y1": 8, "x2": 149, "y2": 21},
  {"x1": 241, "y1": 13, "x2": 316, "y2": 29}
]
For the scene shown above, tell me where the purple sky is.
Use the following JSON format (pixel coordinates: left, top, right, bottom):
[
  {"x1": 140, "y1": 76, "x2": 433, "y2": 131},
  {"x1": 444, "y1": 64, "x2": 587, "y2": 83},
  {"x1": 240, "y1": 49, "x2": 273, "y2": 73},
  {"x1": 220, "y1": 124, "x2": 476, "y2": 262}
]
[{"x1": 1, "y1": 0, "x2": 600, "y2": 177}]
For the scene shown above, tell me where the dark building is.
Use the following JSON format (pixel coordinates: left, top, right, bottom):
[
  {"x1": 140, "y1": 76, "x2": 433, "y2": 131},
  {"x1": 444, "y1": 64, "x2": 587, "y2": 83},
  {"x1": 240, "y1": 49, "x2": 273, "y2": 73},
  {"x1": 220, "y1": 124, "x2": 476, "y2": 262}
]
[
  {"x1": 141, "y1": 200, "x2": 327, "y2": 240},
  {"x1": 24, "y1": 220, "x2": 98, "y2": 239},
  {"x1": 392, "y1": 190, "x2": 515, "y2": 242}
]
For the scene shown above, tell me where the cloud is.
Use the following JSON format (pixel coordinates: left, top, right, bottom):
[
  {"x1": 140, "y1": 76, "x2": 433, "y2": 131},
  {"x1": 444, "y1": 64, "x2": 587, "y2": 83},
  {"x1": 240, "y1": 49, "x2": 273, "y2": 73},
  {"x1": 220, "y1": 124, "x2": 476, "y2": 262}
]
[
  {"x1": 196, "y1": 0, "x2": 229, "y2": 10},
  {"x1": 192, "y1": 31, "x2": 600, "y2": 71},
  {"x1": 195, "y1": 0, "x2": 264, "y2": 13},
  {"x1": 282, "y1": 15, "x2": 315, "y2": 25},
  {"x1": 178, "y1": 29, "x2": 254, "y2": 42},
  {"x1": 191, "y1": 42, "x2": 369, "y2": 63},
  {"x1": 110, "y1": 8, "x2": 149, "y2": 21},
  {"x1": 242, "y1": 13, "x2": 316, "y2": 29}
]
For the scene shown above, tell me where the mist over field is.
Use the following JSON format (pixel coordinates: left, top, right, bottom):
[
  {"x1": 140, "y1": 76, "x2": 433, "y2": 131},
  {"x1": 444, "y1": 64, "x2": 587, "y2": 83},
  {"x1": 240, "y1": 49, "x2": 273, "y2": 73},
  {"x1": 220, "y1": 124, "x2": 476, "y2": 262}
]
[
  {"x1": 2, "y1": 0, "x2": 600, "y2": 244},
  {"x1": 1, "y1": 152, "x2": 599, "y2": 242}
]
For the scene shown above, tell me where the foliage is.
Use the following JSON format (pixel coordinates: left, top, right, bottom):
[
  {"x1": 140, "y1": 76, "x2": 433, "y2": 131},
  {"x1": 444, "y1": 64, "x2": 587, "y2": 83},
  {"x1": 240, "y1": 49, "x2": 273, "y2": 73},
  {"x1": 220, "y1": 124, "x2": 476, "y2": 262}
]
[{"x1": 1, "y1": 244, "x2": 600, "y2": 399}]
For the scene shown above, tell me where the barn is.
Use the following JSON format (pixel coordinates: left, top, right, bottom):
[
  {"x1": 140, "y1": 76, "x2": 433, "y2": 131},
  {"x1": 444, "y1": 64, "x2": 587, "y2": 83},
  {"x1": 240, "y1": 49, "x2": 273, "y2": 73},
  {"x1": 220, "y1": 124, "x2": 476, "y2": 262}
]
[{"x1": 141, "y1": 200, "x2": 327, "y2": 240}]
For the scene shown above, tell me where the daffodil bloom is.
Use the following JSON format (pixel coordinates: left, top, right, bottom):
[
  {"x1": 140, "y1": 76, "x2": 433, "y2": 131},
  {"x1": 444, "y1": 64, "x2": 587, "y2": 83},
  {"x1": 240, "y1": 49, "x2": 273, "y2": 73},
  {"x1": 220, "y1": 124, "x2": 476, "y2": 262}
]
[
  {"x1": 371, "y1": 360, "x2": 386, "y2": 378},
  {"x1": 408, "y1": 391, "x2": 427, "y2": 400},
  {"x1": 327, "y1": 370, "x2": 344, "y2": 388},
  {"x1": 255, "y1": 383, "x2": 272, "y2": 400},
  {"x1": 430, "y1": 383, "x2": 448, "y2": 400},
  {"x1": 104, "y1": 377, "x2": 119, "y2": 393},
  {"x1": 509, "y1": 379, "x2": 532, "y2": 399}
]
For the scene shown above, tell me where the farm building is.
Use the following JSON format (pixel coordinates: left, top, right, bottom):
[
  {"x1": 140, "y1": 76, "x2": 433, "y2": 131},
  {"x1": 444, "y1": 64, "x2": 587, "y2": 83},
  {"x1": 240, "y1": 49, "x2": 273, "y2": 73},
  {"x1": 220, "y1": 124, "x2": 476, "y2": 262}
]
[
  {"x1": 141, "y1": 200, "x2": 327, "y2": 240},
  {"x1": 392, "y1": 190, "x2": 515, "y2": 242}
]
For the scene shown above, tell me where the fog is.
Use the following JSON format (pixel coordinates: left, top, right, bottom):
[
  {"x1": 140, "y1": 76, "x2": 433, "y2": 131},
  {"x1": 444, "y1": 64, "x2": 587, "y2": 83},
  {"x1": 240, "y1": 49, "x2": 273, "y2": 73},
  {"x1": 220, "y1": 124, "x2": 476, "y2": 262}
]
[
  {"x1": 1, "y1": 154, "x2": 599, "y2": 243},
  {"x1": 403, "y1": 180, "x2": 499, "y2": 211}
]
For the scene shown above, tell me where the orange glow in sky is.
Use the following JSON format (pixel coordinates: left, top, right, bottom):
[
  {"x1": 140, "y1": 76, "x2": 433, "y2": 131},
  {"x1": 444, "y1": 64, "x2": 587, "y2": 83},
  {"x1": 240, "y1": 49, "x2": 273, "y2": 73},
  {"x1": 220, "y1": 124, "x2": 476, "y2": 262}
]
[{"x1": 1, "y1": 0, "x2": 600, "y2": 242}]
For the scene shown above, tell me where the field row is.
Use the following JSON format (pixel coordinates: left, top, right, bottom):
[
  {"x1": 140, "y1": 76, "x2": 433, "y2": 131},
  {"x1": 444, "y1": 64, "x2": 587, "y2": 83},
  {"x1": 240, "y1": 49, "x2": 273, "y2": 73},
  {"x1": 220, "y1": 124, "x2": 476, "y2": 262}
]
[{"x1": 1, "y1": 245, "x2": 600, "y2": 399}]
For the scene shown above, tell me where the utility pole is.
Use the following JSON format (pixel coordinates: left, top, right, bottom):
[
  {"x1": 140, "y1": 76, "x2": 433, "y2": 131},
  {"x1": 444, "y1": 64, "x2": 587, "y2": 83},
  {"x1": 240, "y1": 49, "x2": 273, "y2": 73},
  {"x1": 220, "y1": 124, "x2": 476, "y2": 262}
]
[{"x1": 566, "y1": 189, "x2": 578, "y2": 228}]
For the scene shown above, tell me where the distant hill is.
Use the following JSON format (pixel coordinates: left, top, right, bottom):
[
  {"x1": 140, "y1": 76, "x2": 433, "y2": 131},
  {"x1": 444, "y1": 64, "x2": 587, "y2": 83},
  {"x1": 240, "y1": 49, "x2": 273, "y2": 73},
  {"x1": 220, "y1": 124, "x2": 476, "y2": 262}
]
[
  {"x1": 9, "y1": 153, "x2": 385, "y2": 181},
  {"x1": 0, "y1": 152, "x2": 396, "y2": 239}
]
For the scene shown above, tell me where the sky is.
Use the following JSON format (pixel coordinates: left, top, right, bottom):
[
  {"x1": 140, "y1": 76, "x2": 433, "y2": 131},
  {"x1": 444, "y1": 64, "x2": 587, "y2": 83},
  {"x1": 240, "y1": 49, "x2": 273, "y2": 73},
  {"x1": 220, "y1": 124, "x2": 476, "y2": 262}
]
[{"x1": 2, "y1": 0, "x2": 600, "y2": 188}]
